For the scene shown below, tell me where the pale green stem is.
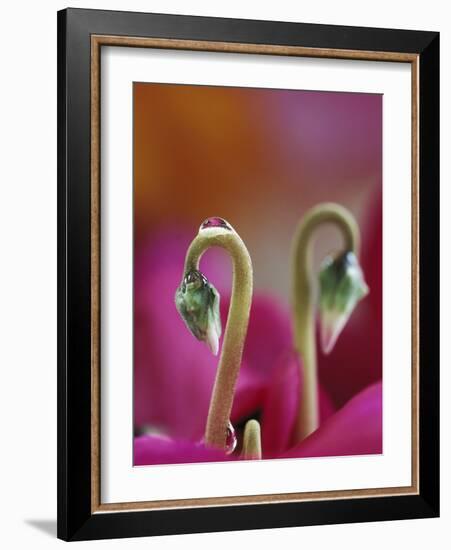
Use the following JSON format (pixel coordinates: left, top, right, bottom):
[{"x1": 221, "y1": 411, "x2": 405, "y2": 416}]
[
  {"x1": 241, "y1": 419, "x2": 262, "y2": 460},
  {"x1": 185, "y1": 226, "x2": 253, "y2": 450},
  {"x1": 291, "y1": 203, "x2": 360, "y2": 442}
]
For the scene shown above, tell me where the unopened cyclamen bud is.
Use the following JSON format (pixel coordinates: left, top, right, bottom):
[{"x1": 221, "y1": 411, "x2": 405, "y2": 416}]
[
  {"x1": 319, "y1": 251, "x2": 369, "y2": 354},
  {"x1": 175, "y1": 270, "x2": 222, "y2": 356}
]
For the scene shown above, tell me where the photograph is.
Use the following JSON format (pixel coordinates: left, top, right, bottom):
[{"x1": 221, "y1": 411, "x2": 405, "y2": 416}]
[{"x1": 133, "y1": 82, "x2": 383, "y2": 466}]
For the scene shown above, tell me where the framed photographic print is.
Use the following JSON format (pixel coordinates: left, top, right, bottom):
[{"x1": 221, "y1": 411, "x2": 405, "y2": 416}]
[{"x1": 57, "y1": 8, "x2": 439, "y2": 541}]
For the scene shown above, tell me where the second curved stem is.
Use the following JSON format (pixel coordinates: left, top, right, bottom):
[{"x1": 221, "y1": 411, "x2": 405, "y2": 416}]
[{"x1": 291, "y1": 203, "x2": 359, "y2": 442}]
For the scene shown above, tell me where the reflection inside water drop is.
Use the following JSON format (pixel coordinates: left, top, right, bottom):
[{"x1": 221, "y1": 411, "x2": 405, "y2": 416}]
[{"x1": 225, "y1": 421, "x2": 237, "y2": 454}]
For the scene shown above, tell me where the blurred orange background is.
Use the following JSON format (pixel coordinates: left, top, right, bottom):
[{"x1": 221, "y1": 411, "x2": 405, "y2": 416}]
[{"x1": 134, "y1": 82, "x2": 381, "y2": 302}]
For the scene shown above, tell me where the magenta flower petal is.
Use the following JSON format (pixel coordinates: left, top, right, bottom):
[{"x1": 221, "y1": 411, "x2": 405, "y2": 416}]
[
  {"x1": 240, "y1": 295, "x2": 293, "y2": 380},
  {"x1": 134, "y1": 435, "x2": 233, "y2": 466},
  {"x1": 261, "y1": 351, "x2": 300, "y2": 457},
  {"x1": 363, "y1": 189, "x2": 383, "y2": 324},
  {"x1": 318, "y1": 383, "x2": 334, "y2": 423},
  {"x1": 260, "y1": 352, "x2": 336, "y2": 457},
  {"x1": 134, "y1": 230, "x2": 229, "y2": 440},
  {"x1": 231, "y1": 296, "x2": 294, "y2": 423},
  {"x1": 282, "y1": 381, "x2": 382, "y2": 459},
  {"x1": 231, "y1": 366, "x2": 266, "y2": 423}
]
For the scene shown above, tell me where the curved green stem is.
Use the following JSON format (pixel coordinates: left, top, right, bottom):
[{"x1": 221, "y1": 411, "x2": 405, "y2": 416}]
[
  {"x1": 241, "y1": 419, "x2": 262, "y2": 460},
  {"x1": 185, "y1": 225, "x2": 253, "y2": 449},
  {"x1": 290, "y1": 203, "x2": 360, "y2": 442}
]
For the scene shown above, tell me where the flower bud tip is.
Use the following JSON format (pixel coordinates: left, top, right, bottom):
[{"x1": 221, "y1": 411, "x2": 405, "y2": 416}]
[{"x1": 318, "y1": 251, "x2": 369, "y2": 354}]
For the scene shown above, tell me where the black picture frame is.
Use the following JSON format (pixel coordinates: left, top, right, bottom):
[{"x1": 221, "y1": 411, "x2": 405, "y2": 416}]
[{"x1": 57, "y1": 7, "x2": 439, "y2": 542}]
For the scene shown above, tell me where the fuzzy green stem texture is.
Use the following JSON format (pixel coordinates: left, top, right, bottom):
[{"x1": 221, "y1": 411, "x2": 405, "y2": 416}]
[
  {"x1": 184, "y1": 224, "x2": 253, "y2": 450},
  {"x1": 291, "y1": 203, "x2": 360, "y2": 442}
]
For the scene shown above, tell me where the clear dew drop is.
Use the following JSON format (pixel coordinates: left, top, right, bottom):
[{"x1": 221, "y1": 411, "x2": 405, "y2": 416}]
[
  {"x1": 225, "y1": 421, "x2": 237, "y2": 454},
  {"x1": 200, "y1": 217, "x2": 231, "y2": 231}
]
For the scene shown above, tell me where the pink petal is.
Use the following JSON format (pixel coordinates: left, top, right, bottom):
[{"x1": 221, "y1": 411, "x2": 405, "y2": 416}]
[
  {"x1": 231, "y1": 366, "x2": 266, "y2": 423},
  {"x1": 134, "y1": 231, "x2": 229, "y2": 440},
  {"x1": 319, "y1": 384, "x2": 334, "y2": 423},
  {"x1": 134, "y1": 435, "x2": 233, "y2": 466},
  {"x1": 260, "y1": 352, "x2": 335, "y2": 457},
  {"x1": 283, "y1": 381, "x2": 382, "y2": 458},
  {"x1": 261, "y1": 351, "x2": 301, "y2": 457},
  {"x1": 230, "y1": 295, "x2": 294, "y2": 424},
  {"x1": 239, "y1": 295, "x2": 293, "y2": 380}
]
